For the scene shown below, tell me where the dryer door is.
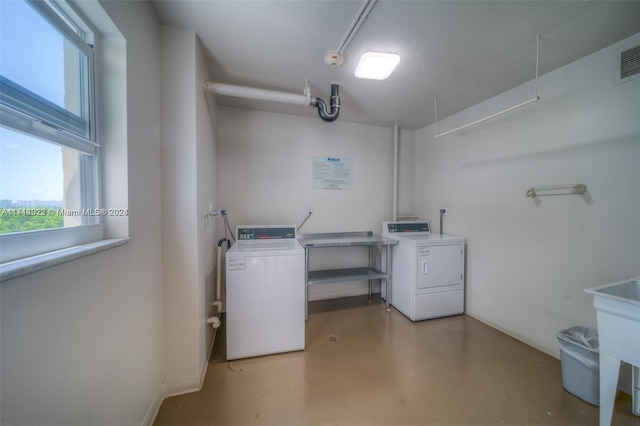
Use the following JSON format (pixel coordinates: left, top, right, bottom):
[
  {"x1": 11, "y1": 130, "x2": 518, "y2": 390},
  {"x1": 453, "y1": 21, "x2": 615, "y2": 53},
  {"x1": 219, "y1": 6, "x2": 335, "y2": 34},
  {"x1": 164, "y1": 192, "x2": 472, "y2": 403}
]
[{"x1": 417, "y1": 243, "x2": 463, "y2": 289}]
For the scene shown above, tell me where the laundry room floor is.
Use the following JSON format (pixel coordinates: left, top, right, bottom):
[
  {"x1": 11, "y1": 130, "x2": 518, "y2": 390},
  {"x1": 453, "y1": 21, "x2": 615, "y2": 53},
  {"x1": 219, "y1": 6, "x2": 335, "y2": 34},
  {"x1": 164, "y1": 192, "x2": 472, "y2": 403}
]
[{"x1": 154, "y1": 295, "x2": 638, "y2": 425}]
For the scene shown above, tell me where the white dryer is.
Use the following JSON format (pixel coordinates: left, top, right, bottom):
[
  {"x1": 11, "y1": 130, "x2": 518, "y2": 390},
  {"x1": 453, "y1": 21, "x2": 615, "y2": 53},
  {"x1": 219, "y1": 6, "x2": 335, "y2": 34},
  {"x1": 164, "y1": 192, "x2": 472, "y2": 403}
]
[
  {"x1": 226, "y1": 225, "x2": 305, "y2": 360},
  {"x1": 382, "y1": 221, "x2": 465, "y2": 321}
]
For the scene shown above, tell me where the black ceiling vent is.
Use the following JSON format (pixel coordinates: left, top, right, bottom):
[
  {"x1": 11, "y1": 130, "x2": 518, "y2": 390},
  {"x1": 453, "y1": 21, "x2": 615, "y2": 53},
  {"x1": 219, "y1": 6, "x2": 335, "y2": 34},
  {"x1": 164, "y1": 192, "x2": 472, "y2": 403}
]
[{"x1": 616, "y1": 40, "x2": 640, "y2": 85}]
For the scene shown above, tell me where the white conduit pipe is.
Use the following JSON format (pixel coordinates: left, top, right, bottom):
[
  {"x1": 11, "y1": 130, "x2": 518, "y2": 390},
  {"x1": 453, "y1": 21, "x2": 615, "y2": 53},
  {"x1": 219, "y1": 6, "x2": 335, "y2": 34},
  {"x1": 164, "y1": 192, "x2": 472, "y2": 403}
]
[
  {"x1": 336, "y1": 0, "x2": 378, "y2": 55},
  {"x1": 392, "y1": 125, "x2": 398, "y2": 221},
  {"x1": 207, "y1": 245, "x2": 224, "y2": 329},
  {"x1": 204, "y1": 81, "x2": 311, "y2": 107},
  {"x1": 213, "y1": 246, "x2": 223, "y2": 312}
]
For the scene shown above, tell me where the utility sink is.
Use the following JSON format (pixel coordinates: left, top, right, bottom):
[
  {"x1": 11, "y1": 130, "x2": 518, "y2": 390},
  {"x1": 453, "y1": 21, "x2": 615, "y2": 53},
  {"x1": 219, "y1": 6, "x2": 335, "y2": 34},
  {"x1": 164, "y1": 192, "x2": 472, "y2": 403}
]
[
  {"x1": 589, "y1": 278, "x2": 640, "y2": 303},
  {"x1": 586, "y1": 277, "x2": 640, "y2": 425}
]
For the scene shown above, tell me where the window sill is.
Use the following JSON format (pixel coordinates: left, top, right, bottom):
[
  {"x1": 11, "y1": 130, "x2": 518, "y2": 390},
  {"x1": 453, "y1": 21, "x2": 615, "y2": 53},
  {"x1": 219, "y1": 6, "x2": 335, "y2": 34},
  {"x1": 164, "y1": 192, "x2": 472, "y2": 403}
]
[{"x1": 0, "y1": 238, "x2": 129, "y2": 282}]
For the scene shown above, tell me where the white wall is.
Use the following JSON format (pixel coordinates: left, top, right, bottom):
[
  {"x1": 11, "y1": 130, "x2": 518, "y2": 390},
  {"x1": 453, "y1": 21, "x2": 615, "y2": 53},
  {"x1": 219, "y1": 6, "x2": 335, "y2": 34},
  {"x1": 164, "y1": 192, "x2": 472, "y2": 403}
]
[
  {"x1": 217, "y1": 108, "x2": 414, "y2": 300},
  {"x1": 161, "y1": 26, "x2": 218, "y2": 397},
  {"x1": 1, "y1": 1, "x2": 164, "y2": 424},
  {"x1": 414, "y1": 33, "x2": 640, "y2": 356}
]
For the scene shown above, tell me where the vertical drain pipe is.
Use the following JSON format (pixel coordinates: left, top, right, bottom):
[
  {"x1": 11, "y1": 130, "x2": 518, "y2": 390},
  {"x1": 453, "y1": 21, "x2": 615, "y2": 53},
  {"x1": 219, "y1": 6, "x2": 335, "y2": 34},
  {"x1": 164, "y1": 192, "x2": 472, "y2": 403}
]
[{"x1": 392, "y1": 125, "x2": 399, "y2": 221}]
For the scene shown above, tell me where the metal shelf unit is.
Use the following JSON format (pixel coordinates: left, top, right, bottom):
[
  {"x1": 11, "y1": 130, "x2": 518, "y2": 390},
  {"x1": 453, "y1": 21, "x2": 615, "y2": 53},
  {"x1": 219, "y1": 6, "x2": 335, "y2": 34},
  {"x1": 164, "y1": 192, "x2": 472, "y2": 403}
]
[{"x1": 298, "y1": 231, "x2": 398, "y2": 318}]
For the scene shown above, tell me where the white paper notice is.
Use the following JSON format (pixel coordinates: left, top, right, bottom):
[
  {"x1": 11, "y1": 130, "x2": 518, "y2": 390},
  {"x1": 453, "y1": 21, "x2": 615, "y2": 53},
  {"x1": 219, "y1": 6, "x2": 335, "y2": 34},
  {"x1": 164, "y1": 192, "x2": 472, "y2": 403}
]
[{"x1": 312, "y1": 156, "x2": 353, "y2": 190}]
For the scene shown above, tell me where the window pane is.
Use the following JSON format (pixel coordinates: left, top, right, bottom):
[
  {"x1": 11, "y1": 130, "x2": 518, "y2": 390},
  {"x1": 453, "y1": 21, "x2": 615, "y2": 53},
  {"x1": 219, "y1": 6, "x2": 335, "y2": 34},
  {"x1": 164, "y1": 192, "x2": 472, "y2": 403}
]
[
  {"x1": 0, "y1": 0, "x2": 90, "y2": 136},
  {"x1": 0, "y1": 126, "x2": 94, "y2": 234}
]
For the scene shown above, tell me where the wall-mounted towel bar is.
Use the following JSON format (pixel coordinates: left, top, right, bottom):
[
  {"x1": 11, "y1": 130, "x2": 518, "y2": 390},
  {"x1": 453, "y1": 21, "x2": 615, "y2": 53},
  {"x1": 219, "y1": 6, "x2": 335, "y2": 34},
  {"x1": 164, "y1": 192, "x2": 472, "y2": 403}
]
[{"x1": 526, "y1": 184, "x2": 587, "y2": 198}]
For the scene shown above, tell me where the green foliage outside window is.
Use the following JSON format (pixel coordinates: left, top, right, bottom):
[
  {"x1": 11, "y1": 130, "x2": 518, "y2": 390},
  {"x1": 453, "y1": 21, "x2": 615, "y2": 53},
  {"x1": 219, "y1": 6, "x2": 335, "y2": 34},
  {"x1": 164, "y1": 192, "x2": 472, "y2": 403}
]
[{"x1": 0, "y1": 207, "x2": 64, "y2": 234}]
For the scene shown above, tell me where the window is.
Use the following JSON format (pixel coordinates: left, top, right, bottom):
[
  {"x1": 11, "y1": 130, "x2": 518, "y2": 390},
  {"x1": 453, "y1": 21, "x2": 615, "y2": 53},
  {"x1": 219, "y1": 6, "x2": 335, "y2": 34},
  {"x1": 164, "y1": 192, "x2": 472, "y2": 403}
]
[{"x1": 0, "y1": 0, "x2": 102, "y2": 263}]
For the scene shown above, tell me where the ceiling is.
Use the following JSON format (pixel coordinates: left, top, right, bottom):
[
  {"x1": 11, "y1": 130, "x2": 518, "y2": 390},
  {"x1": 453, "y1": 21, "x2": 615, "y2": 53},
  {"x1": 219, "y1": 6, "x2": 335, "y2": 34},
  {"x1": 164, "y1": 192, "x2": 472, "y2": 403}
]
[{"x1": 151, "y1": 1, "x2": 640, "y2": 130}]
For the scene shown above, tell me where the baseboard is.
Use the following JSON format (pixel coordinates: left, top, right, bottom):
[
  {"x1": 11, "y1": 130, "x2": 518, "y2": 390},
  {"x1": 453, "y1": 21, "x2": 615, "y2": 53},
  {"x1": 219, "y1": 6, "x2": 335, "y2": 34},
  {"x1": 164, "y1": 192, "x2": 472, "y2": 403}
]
[
  {"x1": 466, "y1": 312, "x2": 558, "y2": 359},
  {"x1": 161, "y1": 324, "x2": 218, "y2": 400},
  {"x1": 200, "y1": 325, "x2": 217, "y2": 388},
  {"x1": 162, "y1": 374, "x2": 202, "y2": 399},
  {"x1": 145, "y1": 321, "x2": 219, "y2": 424},
  {"x1": 142, "y1": 383, "x2": 164, "y2": 426}
]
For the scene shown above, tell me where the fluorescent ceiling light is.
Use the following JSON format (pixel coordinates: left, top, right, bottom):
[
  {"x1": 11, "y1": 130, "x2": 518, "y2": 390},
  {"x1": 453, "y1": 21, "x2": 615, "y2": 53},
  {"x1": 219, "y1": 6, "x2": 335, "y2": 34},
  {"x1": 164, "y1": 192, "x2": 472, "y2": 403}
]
[{"x1": 354, "y1": 51, "x2": 400, "y2": 80}]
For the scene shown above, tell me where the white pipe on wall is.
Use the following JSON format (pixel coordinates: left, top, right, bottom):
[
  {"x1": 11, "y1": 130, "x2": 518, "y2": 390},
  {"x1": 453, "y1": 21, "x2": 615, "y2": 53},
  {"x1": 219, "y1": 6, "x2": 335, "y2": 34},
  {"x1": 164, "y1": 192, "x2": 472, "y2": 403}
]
[
  {"x1": 204, "y1": 81, "x2": 311, "y2": 107},
  {"x1": 393, "y1": 125, "x2": 398, "y2": 221},
  {"x1": 215, "y1": 245, "x2": 222, "y2": 309},
  {"x1": 207, "y1": 245, "x2": 224, "y2": 329}
]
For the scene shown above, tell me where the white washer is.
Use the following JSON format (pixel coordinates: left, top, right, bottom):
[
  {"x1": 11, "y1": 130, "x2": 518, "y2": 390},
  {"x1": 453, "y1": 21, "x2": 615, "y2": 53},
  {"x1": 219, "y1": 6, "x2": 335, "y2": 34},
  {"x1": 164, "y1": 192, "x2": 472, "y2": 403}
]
[
  {"x1": 382, "y1": 221, "x2": 465, "y2": 321},
  {"x1": 226, "y1": 225, "x2": 305, "y2": 360}
]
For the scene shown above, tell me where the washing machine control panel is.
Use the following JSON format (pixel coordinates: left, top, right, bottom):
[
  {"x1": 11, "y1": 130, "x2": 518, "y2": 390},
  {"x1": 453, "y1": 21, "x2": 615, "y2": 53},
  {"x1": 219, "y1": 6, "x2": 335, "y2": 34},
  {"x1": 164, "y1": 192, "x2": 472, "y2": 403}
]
[
  {"x1": 236, "y1": 225, "x2": 297, "y2": 240},
  {"x1": 383, "y1": 221, "x2": 430, "y2": 234}
]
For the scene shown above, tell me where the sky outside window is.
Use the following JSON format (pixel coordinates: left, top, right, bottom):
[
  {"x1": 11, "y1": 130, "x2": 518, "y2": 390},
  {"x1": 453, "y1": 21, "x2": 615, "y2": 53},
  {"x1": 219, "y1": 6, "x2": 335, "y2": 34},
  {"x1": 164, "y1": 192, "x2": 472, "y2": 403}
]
[
  {"x1": 0, "y1": 126, "x2": 64, "y2": 202},
  {"x1": 0, "y1": 0, "x2": 69, "y2": 204},
  {"x1": 0, "y1": 0, "x2": 66, "y2": 108}
]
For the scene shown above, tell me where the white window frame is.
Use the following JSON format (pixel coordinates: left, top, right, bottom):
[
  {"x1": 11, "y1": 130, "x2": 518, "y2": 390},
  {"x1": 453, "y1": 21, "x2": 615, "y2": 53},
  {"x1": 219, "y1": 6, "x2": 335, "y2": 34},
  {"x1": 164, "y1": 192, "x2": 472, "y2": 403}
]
[
  {"x1": 0, "y1": 0, "x2": 109, "y2": 266},
  {"x1": 1, "y1": 0, "x2": 97, "y2": 148}
]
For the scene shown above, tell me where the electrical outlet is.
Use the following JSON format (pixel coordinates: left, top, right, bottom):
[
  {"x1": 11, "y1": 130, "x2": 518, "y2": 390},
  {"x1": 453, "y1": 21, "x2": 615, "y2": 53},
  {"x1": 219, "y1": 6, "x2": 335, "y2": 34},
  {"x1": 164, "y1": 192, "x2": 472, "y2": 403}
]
[{"x1": 440, "y1": 206, "x2": 448, "y2": 216}]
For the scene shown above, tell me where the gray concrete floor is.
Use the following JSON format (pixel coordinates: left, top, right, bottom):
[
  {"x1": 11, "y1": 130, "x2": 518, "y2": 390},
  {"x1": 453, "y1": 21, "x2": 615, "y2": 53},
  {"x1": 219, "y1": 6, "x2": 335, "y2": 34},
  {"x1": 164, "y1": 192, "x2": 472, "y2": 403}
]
[{"x1": 154, "y1": 295, "x2": 638, "y2": 425}]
